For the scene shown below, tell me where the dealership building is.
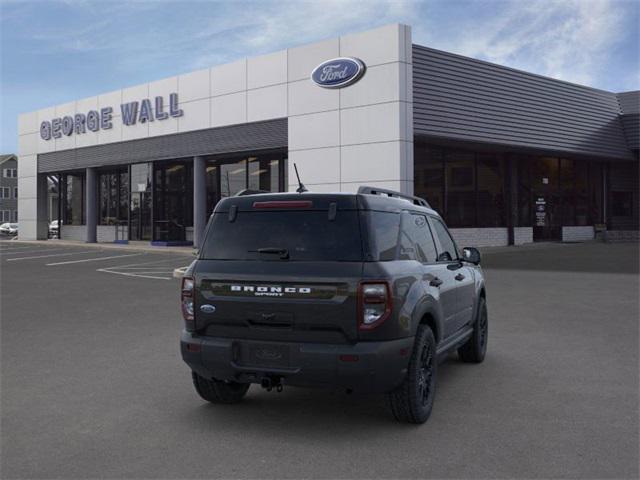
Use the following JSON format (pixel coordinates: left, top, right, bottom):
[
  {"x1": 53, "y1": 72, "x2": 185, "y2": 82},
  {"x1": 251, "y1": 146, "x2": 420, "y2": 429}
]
[{"x1": 17, "y1": 24, "x2": 639, "y2": 247}]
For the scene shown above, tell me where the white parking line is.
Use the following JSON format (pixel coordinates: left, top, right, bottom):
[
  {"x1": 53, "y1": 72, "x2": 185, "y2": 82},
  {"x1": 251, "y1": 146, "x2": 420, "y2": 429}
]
[
  {"x1": 97, "y1": 257, "x2": 187, "y2": 280},
  {"x1": 0, "y1": 246, "x2": 48, "y2": 253},
  {"x1": 46, "y1": 253, "x2": 143, "y2": 266},
  {"x1": 6, "y1": 250, "x2": 99, "y2": 262},
  {"x1": 97, "y1": 269, "x2": 172, "y2": 280},
  {"x1": 1, "y1": 248, "x2": 70, "y2": 256}
]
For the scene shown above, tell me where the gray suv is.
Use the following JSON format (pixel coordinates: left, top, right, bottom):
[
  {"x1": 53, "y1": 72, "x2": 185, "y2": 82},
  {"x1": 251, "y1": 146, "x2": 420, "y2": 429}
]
[{"x1": 180, "y1": 186, "x2": 488, "y2": 424}]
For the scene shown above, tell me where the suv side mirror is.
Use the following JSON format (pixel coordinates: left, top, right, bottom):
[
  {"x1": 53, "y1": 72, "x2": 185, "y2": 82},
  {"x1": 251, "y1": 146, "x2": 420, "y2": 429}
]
[{"x1": 462, "y1": 247, "x2": 481, "y2": 265}]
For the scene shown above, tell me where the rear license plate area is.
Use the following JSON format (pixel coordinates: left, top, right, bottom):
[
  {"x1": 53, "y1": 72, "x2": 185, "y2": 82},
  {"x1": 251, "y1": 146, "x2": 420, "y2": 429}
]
[{"x1": 241, "y1": 343, "x2": 291, "y2": 368}]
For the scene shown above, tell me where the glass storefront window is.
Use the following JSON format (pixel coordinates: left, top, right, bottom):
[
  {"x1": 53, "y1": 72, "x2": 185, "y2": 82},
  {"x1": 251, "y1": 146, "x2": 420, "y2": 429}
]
[
  {"x1": 477, "y1": 154, "x2": 505, "y2": 227},
  {"x1": 62, "y1": 173, "x2": 84, "y2": 225},
  {"x1": 154, "y1": 161, "x2": 192, "y2": 242},
  {"x1": 98, "y1": 169, "x2": 128, "y2": 225},
  {"x1": 516, "y1": 156, "x2": 532, "y2": 227},
  {"x1": 220, "y1": 160, "x2": 247, "y2": 198},
  {"x1": 574, "y1": 160, "x2": 589, "y2": 226},
  {"x1": 206, "y1": 152, "x2": 286, "y2": 216},
  {"x1": 130, "y1": 163, "x2": 153, "y2": 241},
  {"x1": 414, "y1": 145, "x2": 444, "y2": 214},
  {"x1": 445, "y1": 151, "x2": 476, "y2": 228},
  {"x1": 589, "y1": 162, "x2": 604, "y2": 225}
]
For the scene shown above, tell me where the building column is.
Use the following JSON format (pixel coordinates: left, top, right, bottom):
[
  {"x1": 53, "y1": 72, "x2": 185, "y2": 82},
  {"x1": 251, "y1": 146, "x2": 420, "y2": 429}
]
[
  {"x1": 85, "y1": 167, "x2": 97, "y2": 243},
  {"x1": 193, "y1": 156, "x2": 207, "y2": 249},
  {"x1": 506, "y1": 157, "x2": 518, "y2": 245},
  {"x1": 36, "y1": 174, "x2": 49, "y2": 239}
]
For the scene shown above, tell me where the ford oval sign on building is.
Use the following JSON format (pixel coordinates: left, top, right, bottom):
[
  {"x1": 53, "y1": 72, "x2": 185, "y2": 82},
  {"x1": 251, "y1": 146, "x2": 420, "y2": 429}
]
[{"x1": 311, "y1": 57, "x2": 366, "y2": 89}]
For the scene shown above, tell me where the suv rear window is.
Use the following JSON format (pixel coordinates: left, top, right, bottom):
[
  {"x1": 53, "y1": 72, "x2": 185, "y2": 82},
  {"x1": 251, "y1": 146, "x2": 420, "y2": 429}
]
[{"x1": 201, "y1": 210, "x2": 363, "y2": 261}]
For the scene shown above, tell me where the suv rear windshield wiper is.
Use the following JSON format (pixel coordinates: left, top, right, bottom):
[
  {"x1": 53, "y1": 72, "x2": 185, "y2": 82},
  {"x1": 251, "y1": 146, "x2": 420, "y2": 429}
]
[{"x1": 249, "y1": 247, "x2": 290, "y2": 260}]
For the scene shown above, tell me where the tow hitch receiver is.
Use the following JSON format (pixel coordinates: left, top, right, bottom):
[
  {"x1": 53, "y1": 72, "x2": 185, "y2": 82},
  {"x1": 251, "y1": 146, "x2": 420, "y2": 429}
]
[{"x1": 261, "y1": 376, "x2": 284, "y2": 392}]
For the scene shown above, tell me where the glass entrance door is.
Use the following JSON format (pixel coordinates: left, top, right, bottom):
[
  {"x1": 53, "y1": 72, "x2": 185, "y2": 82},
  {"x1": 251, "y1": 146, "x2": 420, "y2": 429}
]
[
  {"x1": 130, "y1": 192, "x2": 152, "y2": 241},
  {"x1": 532, "y1": 157, "x2": 561, "y2": 241},
  {"x1": 129, "y1": 163, "x2": 152, "y2": 241}
]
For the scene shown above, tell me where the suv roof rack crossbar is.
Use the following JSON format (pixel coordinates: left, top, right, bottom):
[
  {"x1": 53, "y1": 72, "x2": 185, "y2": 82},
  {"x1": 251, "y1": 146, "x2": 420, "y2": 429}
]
[{"x1": 357, "y1": 186, "x2": 431, "y2": 208}]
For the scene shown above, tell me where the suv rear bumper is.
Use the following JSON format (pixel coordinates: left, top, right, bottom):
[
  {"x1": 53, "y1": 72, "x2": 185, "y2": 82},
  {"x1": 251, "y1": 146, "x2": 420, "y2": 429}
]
[{"x1": 181, "y1": 331, "x2": 413, "y2": 394}]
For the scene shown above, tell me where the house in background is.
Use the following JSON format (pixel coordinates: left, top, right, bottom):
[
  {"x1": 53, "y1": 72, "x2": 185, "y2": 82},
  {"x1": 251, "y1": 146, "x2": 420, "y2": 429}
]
[{"x1": 0, "y1": 154, "x2": 18, "y2": 223}]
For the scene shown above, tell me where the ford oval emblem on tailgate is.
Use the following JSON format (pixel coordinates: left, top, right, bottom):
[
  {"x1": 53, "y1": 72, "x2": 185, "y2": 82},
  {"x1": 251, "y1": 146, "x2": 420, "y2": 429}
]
[{"x1": 200, "y1": 304, "x2": 216, "y2": 314}]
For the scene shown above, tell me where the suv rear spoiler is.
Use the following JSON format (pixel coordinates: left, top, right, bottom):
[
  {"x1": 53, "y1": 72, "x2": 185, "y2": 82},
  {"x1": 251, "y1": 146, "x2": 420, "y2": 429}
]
[{"x1": 357, "y1": 186, "x2": 431, "y2": 208}]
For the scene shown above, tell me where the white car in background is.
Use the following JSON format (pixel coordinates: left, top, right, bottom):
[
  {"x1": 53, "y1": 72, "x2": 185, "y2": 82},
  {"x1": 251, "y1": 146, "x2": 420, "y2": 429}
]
[
  {"x1": 49, "y1": 220, "x2": 60, "y2": 238},
  {"x1": 0, "y1": 223, "x2": 18, "y2": 236}
]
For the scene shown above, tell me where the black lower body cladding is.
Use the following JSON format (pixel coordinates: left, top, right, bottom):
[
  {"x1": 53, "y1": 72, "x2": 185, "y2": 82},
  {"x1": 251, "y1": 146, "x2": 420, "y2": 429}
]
[{"x1": 181, "y1": 331, "x2": 414, "y2": 394}]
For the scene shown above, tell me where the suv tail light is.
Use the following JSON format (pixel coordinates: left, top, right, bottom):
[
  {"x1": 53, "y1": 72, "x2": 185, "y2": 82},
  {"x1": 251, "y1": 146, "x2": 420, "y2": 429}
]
[
  {"x1": 358, "y1": 281, "x2": 392, "y2": 330},
  {"x1": 181, "y1": 276, "x2": 195, "y2": 331}
]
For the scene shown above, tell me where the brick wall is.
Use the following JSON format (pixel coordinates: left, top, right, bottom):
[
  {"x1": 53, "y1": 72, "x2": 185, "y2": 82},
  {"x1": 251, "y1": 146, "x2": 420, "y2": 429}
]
[
  {"x1": 60, "y1": 225, "x2": 86, "y2": 241},
  {"x1": 450, "y1": 228, "x2": 509, "y2": 247},
  {"x1": 604, "y1": 230, "x2": 640, "y2": 242},
  {"x1": 514, "y1": 227, "x2": 533, "y2": 245},
  {"x1": 96, "y1": 225, "x2": 129, "y2": 242},
  {"x1": 562, "y1": 226, "x2": 594, "y2": 242}
]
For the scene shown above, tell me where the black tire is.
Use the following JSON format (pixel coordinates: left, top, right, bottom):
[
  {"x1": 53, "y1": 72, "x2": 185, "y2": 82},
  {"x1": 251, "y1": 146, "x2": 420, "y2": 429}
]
[
  {"x1": 386, "y1": 325, "x2": 437, "y2": 424},
  {"x1": 191, "y1": 372, "x2": 250, "y2": 404},
  {"x1": 458, "y1": 296, "x2": 488, "y2": 363}
]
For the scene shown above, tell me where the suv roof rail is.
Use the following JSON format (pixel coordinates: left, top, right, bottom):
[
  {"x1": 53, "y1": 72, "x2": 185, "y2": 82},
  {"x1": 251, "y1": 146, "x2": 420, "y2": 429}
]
[
  {"x1": 234, "y1": 189, "x2": 270, "y2": 196},
  {"x1": 357, "y1": 186, "x2": 431, "y2": 208}
]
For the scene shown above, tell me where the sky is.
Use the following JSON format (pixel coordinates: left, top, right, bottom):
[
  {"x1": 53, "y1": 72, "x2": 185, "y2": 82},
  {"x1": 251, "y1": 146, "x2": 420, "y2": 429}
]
[{"x1": 1, "y1": 0, "x2": 638, "y2": 153}]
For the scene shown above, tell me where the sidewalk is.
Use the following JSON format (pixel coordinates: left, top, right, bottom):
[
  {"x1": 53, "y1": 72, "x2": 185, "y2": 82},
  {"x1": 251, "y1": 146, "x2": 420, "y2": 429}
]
[{"x1": 6, "y1": 238, "x2": 196, "y2": 256}]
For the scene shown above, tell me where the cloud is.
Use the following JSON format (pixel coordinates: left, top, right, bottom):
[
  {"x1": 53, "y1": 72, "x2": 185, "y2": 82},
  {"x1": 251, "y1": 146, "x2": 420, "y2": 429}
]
[{"x1": 414, "y1": 0, "x2": 637, "y2": 89}]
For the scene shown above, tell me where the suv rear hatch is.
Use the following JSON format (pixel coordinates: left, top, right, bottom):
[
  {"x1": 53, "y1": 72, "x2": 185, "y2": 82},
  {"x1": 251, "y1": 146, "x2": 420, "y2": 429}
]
[{"x1": 194, "y1": 195, "x2": 363, "y2": 344}]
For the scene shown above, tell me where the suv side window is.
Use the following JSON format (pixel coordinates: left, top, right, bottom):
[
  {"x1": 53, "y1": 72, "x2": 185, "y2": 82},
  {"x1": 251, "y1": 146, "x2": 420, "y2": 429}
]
[
  {"x1": 367, "y1": 211, "x2": 401, "y2": 261},
  {"x1": 399, "y1": 212, "x2": 438, "y2": 263},
  {"x1": 431, "y1": 217, "x2": 459, "y2": 262}
]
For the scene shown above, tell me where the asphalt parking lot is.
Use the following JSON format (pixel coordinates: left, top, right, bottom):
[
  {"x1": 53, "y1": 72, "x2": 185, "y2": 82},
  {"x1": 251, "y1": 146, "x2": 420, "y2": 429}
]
[{"x1": 1, "y1": 240, "x2": 638, "y2": 479}]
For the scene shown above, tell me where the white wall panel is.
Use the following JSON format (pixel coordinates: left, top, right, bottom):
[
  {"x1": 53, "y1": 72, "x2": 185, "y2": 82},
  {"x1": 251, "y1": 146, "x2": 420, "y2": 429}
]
[
  {"x1": 289, "y1": 110, "x2": 340, "y2": 151},
  {"x1": 288, "y1": 38, "x2": 339, "y2": 82},
  {"x1": 76, "y1": 129, "x2": 99, "y2": 148},
  {"x1": 341, "y1": 142, "x2": 402, "y2": 182},
  {"x1": 288, "y1": 147, "x2": 340, "y2": 185},
  {"x1": 18, "y1": 112, "x2": 38, "y2": 135},
  {"x1": 340, "y1": 62, "x2": 401, "y2": 109},
  {"x1": 122, "y1": 84, "x2": 148, "y2": 104},
  {"x1": 17, "y1": 175, "x2": 37, "y2": 199},
  {"x1": 149, "y1": 113, "x2": 179, "y2": 137},
  {"x1": 98, "y1": 90, "x2": 122, "y2": 110},
  {"x1": 121, "y1": 118, "x2": 149, "y2": 141},
  {"x1": 178, "y1": 98, "x2": 210, "y2": 132},
  {"x1": 340, "y1": 24, "x2": 403, "y2": 67},
  {"x1": 211, "y1": 59, "x2": 246, "y2": 96},
  {"x1": 288, "y1": 79, "x2": 339, "y2": 116},
  {"x1": 211, "y1": 92, "x2": 247, "y2": 127},
  {"x1": 18, "y1": 133, "x2": 38, "y2": 156},
  {"x1": 97, "y1": 119, "x2": 123, "y2": 144},
  {"x1": 248, "y1": 50, "x2": 287, "y2": 89},
  {"x1": 179, "y1": 68, "x2": 210, "y2": 102},
  {"x1": 76, "y1": 95, "x2": 99, "y2": 113},
  {"x1": 17, "y1": 154, "x2": 37, "y2": 178},
  {"x1": 247, "y1": 84, "x2": 287, "y2": 122},
  {"x1": 149, "y1": 76, "x2": 178, "y2": 99},
  {"x1": 341, "y1": 102, "x2": 401, "y2": 145}
]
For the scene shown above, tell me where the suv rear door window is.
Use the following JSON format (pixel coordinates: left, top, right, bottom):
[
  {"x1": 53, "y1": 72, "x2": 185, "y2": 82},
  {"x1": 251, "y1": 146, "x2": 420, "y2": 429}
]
[
  {"x1": 431, "y1": 217, "x2": 459, "y2": 261},
  {"x1": 201, "y1": 210, "x2": 363, "y2": 261}
]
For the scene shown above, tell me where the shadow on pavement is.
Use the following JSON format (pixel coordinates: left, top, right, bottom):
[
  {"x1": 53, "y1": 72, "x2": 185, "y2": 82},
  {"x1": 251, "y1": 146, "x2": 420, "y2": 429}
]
[{"x1": 481, "y1": 241, "x2": 639, "y2": 274}]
